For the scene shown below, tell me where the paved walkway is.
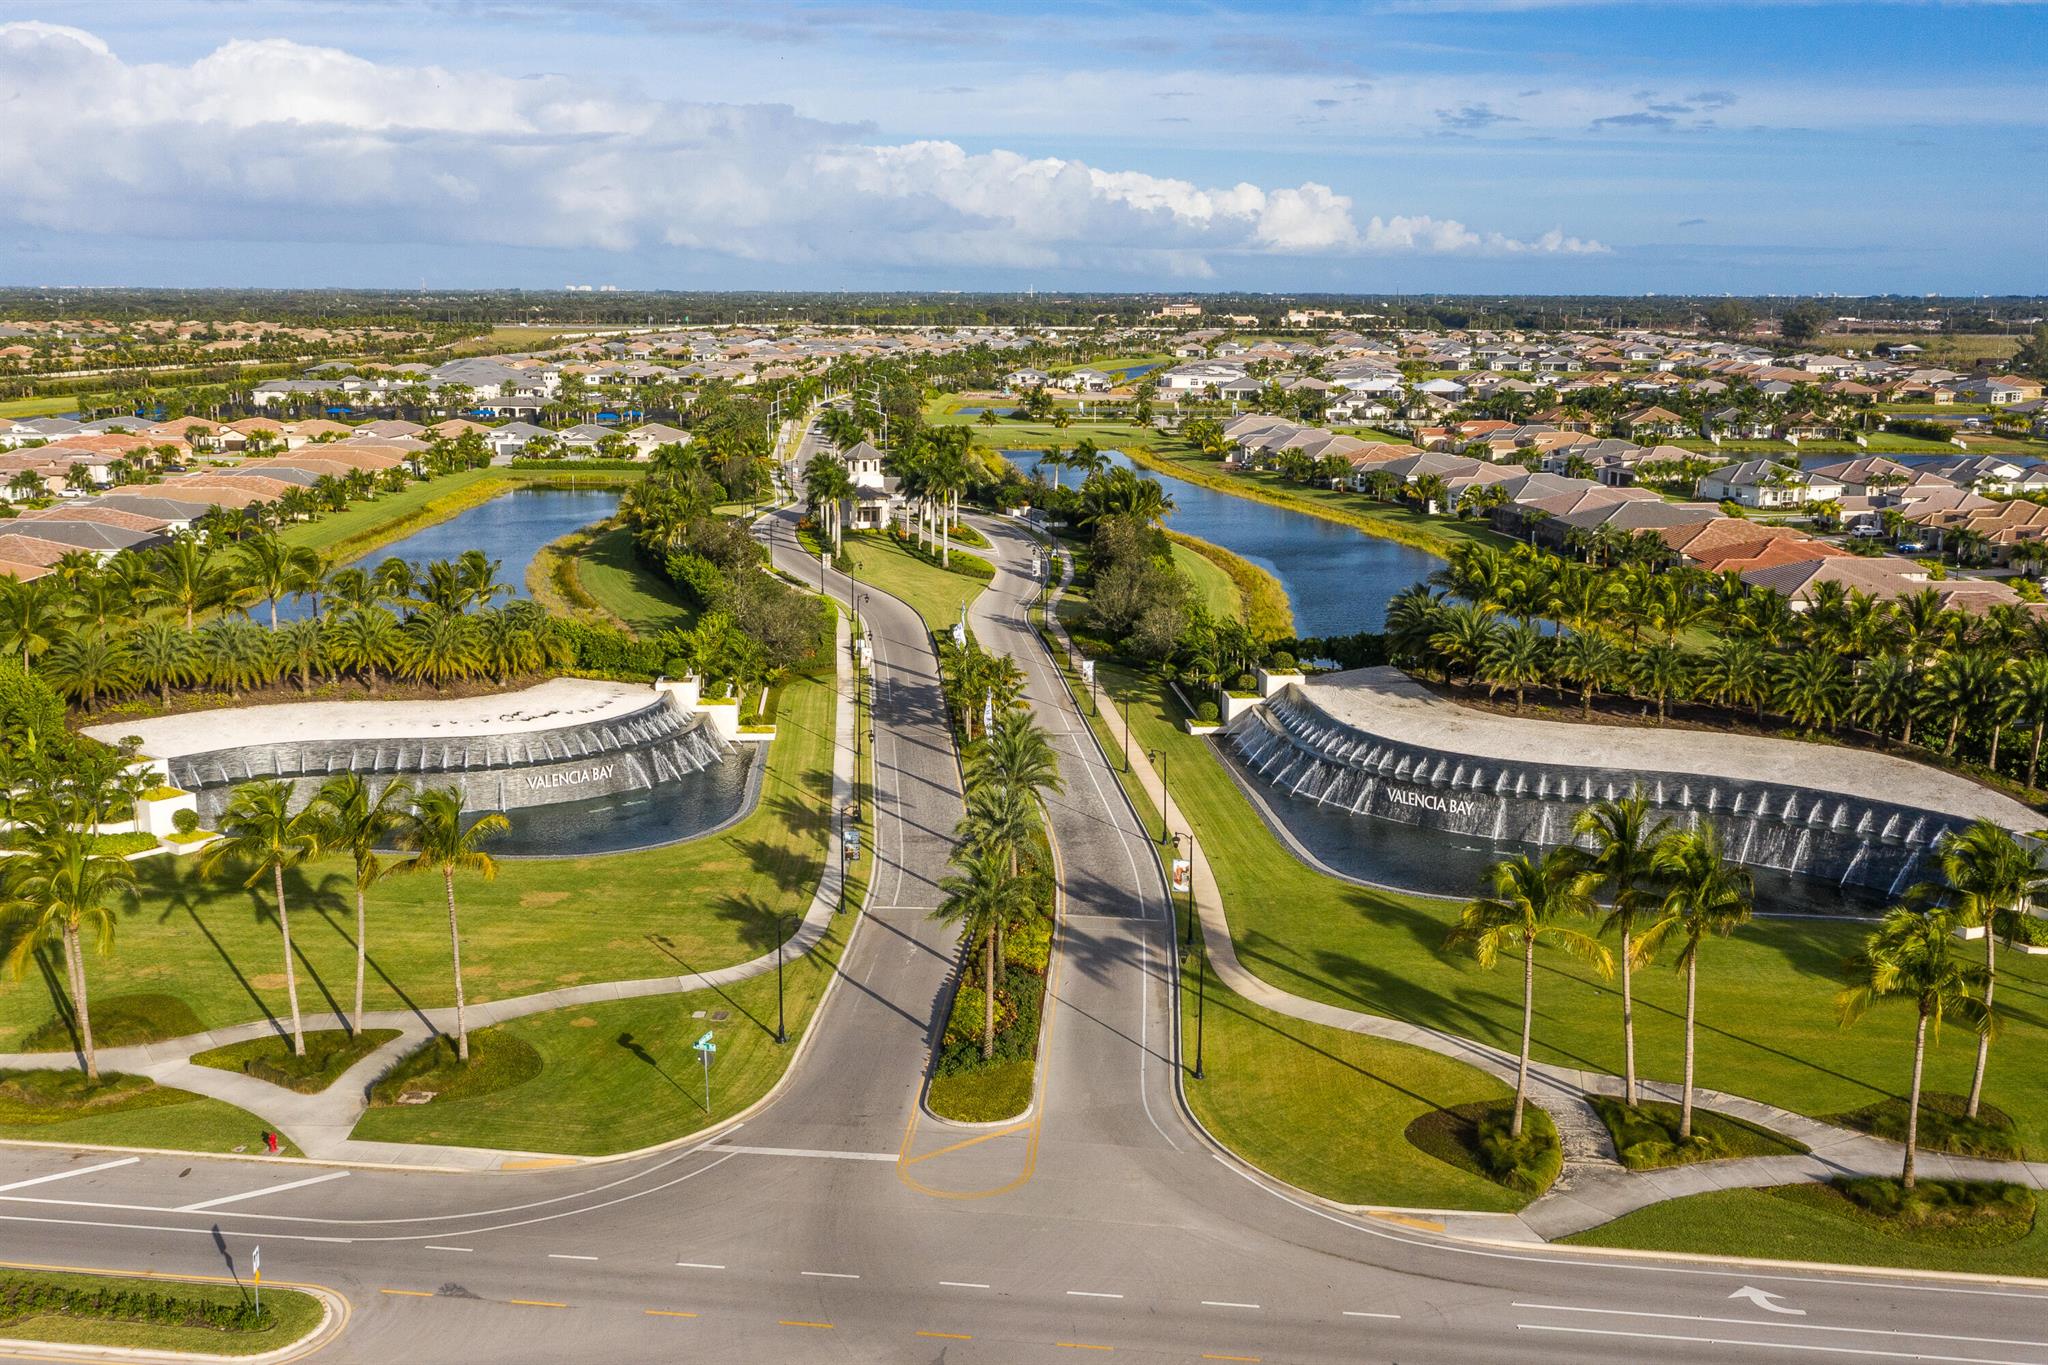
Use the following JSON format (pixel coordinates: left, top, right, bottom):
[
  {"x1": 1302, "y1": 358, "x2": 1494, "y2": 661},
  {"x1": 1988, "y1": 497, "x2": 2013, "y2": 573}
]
[
  {"x1": 1033, "y1": 562, "x2": 2048, "y2": 1241},
  {"x1": 3, "y1": 610, "x2": 858, "y2": 1172}
]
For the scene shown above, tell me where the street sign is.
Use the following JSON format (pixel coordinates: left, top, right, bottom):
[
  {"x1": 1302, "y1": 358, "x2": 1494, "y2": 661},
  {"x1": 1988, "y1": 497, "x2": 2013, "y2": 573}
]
[
  {"x1": 694, "y1": 1031, "x2": 714, "y2": 1113},
  {"x1": 693, "y1": 1030, "x2": 716, "y2": 1053},
  {"x1": 252, "y1": 1246, "x2": 261, "y2": 1310}
]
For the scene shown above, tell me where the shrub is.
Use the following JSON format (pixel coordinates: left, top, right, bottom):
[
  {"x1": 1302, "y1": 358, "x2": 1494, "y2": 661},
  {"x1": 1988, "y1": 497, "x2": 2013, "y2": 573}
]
[
  {"x1": 171, "y1": 808, "x2": 200, "y2": 835},
  {"x1": 1268, "y1": 651, "x2": 1297, "y2": 671},
  {"x1": 1828, "y1": 1092, "x2": 2024, "y2": 1160},
  {"x1": 1234, "y1": 673, "x2": 1256, "y2": 692},
  {"x1": 1833, "y1": 1176, "x2": 2034, "y2": 1227},
  {"x1": 1196, "y1": 700, "x2": 1219, "y2": 723}
]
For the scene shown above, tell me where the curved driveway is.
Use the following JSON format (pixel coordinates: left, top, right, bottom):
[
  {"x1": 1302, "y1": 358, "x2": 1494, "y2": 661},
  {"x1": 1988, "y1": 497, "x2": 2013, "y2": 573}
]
[{"x1": 1, "y1": 453, "x2": 2043, "y2": 1361}]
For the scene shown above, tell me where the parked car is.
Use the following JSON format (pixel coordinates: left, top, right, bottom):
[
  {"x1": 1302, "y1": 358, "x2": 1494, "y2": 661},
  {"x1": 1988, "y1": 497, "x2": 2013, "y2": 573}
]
[{"x1": 1896, "y1": 540, "x2": 1928, "y2": 553}]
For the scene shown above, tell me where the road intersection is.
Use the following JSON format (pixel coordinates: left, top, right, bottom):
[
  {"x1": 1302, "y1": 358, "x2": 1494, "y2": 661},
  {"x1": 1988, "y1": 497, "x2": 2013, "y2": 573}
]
[{"x1": 0, "y1": 428, "x2": 2044, "y2": 1362}]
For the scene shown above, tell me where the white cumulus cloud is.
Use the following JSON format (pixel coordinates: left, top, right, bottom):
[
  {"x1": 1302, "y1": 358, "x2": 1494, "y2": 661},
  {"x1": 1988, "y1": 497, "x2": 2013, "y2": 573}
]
[{"x1": 0, "y1": 22, "x2": 1607, "y2": 275}]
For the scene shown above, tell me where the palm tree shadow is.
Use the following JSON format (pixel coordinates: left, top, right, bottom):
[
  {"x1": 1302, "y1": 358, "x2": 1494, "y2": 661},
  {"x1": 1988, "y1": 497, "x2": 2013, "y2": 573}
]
[
  {"x1": 615, "y1": 1030, "x2": 694, "y2": 1107},
  {"x1": 644, "y1": 912, "x2": 772, "y2": 1041},
  {"x1": 29, "y1": 944, "x2": 82, "y2": 1066},
  {"x1": 155, "y1": 882, "x2": 280, "y2": 1035}
]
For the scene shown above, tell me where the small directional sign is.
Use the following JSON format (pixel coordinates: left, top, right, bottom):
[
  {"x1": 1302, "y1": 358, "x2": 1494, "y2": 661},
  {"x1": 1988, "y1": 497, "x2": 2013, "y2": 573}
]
[{"x1": 693, "y1": 1030, "x2": 716, "y2": 1054}]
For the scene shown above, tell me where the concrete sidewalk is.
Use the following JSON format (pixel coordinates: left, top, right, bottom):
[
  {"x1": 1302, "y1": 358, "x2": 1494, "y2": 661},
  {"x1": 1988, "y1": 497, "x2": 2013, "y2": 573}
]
[
  {"x1": 2, "y1": 610, "x2": 858, "y2": 1172},
  {"x1": 1033, "y1": 569, "x2": 2048, "y2": 1240}
]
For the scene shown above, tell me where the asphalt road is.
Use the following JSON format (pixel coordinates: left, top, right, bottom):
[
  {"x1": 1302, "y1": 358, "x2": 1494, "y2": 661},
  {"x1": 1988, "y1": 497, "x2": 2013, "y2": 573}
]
[{"x1": 3, "y1": 435, "x2": 2045, "y2": 1362}]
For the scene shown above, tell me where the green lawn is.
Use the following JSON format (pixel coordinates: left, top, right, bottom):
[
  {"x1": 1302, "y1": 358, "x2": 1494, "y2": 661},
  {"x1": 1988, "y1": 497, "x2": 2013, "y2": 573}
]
[
  {"x1": 0, "y1": 1071, "x2": 302, "y2": 1156},
  {"x1": 573, "y1": 525, "x2": 695, "y2": 636},
  {"x1": 0, "y1": 668, "x2": 839, "y2": 1048},
  {"x1": 0, "y1": 396, "x2": 80, "y2": 419},
  {"x1": 928, "y1": 1059, "x2": 1034, "y2": 1123},
  {"x1": 1089, "y1": 656, "x2": 2048, "y2": 1156},
  {"x1": 191, "y1": 1029, "x2": 401, "y2": 1094},
  {"x1": 0, "y1": 1269, "x2": 323, "y2": 1357},
  {"x1": 1039, "y1": 630, "x2": 1529, "y2": 1211},
  {"x1": 829, "y1": 530, "x2": 988, "y2": 633},
  {"x1": 1168, "y1": 540, "x2": 1242, "y2": 622},
  {"x1": 352, "y1": 832, "x2": 871, "y2": 1154},
  {"x1": 1564, "y1": 1184, "x2": 2048, "y2": 1276}
]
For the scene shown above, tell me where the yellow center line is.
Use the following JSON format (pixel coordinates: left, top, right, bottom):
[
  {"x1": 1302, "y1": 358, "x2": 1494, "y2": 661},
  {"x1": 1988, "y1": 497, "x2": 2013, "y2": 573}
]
[
  {"x1": 644, "y1": 1309, "x2": 699, "y2": 1319},
  {"x1": 779, "y1": 1320, "x2": 835, "y2": 1329},
  {"x1": 916, "y1": 1330, "x2": 973, "y2": 1340},
  {"x1": 901, "y1": 1121, "x2": 1032, "y2": 1165},
  {"x1": 509, "y1": 1299, "x2": 568, "y2": 1309},
  {"x1": 1056, "y1": 1343, "x2": 1114, "y2": 1352},
  {"x1": 1203, "y1": 1355, "x2": 1262, "y2": 1362},
  {"x1": 379, "y1": 1289, "x2": 434, "y2": 1298}
]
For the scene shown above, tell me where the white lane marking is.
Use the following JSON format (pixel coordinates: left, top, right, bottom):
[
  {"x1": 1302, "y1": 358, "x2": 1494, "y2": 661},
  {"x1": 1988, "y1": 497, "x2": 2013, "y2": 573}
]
[
  {"x1": 549, "y1": 1253, "x2": 598, "y2": 1261},
  {"x1": 718, "y1": 1145, "x2": 898, "y2": 1162},
  {"x1": 802, "y1": 1271, "x2": 859, "y2": 1279},
  {"x1": 0, "y1": 1157, "x2": 138, "y2": 1193},
  {"x1": 1067, "y1": 1290, "x2": 1124, "y2": 1299},
  {"x1": 174, "y1": 1170, "x2": 349, "y2": 1212},
  {"x1": 1343, "y1": 1311, "x2": 1401, "y2": 1320},
  {"x1": 676, "y1": 1262, "x2": 725, "y2": 1270},
  {"x1": 1202, "y1": 1301, "x2": 1261, "y2": 1309},
  {"x1": 1512, "y1": 1303, "x2": 2048, "y2": 1350},
  {"x1": 0, "y1": 1152, "x2": 740, "y2": 1246},
  {"x1": 940, "y1": 1281, "x2": 991, "y2": 1289},
  {"x1": 1517, "y1": 1322, "x2": 2040, "y2": 1364},
  {"x1": 425, "y1": 1245, "x2": 471, "y2": 1253}
]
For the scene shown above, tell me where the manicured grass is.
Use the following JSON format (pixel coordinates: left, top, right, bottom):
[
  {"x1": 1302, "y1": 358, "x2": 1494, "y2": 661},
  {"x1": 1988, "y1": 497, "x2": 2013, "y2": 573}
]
[
  {"x1": 1828, "y1": 1092, "x2": 2025, "y2": 1160},
  {"x1": 191, "y1": 1029, "x2": 401, "y2": 1094},
  {"x1": 827, "y1": 529, "x2": 988, "y2": 632},
  {"x1": 572, "y1": 525, "x2": 696, "y2": 636},
  {"x1": 0, "y1": 667, "x2": 838, "y2": 1048},
  {"x1": 0, "y1": 1268, "x2": 323, "y2": 1357},
  {"x1": 366, "y1": 1030, "x2": 542, "y2": 1107},
  {"x1": 0, "y1": 1071, "x2": 302, "y2": 1156},
  {"x1": 22, "y1": 993, "x2": 202, "y2": 1052},
  {"x1": 0, "y1": 396, "x2": 80, "y2": 419},
  {"x1": 928, "y1": 1060, "x2": 1034, "y2": 1123},
  {"x1": 1090, "y1": 656, "x2": 2048, "y2": 1156},
  {"x1": 350, "y1": 918, "x2": 854, "y2": 1154},
  {"x1": 1166, "y1": 530, "x2": 1294, "y2": 641},
  {"x1": 1039, "y1": 631, "x2": 1530, "y2": 1211},
  {"x1": 1167, "y1": 539, "x2": 1241, "y2": 622},
  {"x1": 1591, "y1": 1097, "x2": 1807, "y2": 1169},
  {"x1": 1564, "y1": 1181, "x2": 2048, "y2": 1276}
]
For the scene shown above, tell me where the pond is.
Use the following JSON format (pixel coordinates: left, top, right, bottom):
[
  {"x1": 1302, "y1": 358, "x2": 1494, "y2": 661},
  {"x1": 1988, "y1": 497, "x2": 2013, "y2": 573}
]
[
  {"x1": 490, "y1": 747, "x2": 760, "y2": 858},
  {"x1": 1002, "y1": 449, "x2": 1438, "y2": 636},
  {"x1": 277, "y1": 485, "x2": 622, "y2": 621}
]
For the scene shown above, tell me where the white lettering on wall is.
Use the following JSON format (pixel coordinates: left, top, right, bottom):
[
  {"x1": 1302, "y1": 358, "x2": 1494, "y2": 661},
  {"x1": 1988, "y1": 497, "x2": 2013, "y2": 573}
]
[
  {"x1": 1385, "y1": 786, "x2": 1484, "y2": 820},
  {"x1": 524, "y1": 763, "x2": 617, "y2": 791}
]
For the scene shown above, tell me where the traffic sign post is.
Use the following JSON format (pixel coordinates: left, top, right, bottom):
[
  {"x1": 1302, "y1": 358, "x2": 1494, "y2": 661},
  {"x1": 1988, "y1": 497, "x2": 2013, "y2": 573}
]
[
  {"x1": 693, "y1": 1030, "x2": 716, "y2": 1114},
  {"x1": 252, "y1": 1245, "x2": 261, "y2": 1312}
]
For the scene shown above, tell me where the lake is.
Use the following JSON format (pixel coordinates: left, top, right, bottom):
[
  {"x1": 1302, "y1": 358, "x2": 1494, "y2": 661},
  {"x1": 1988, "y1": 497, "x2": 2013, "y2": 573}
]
[{"x1": 1002, "y1": 449, "x2": 1438, "y2": 637}]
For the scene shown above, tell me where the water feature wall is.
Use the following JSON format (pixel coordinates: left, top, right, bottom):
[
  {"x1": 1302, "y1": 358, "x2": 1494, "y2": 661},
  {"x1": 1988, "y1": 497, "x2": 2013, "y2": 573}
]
[
  {"x1": 171, "y1": 697, "x2": 732, "y2": 822},
  {"x1": 1224, "y1": 689, "x2": 1953, "y2": 895}
]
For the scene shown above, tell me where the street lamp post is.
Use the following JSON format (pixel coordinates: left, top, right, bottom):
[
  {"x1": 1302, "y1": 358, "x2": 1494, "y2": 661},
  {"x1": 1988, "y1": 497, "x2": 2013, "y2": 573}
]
[
  {"x1": 1182, "y1": 831, "x2": 1198, "y2": 949},
  {"x1": 1149, "y1": 747, "x2": 1169, "y2": 844},
  {"x1": 1193, "y1": 929, "x2": 1207, "y2": 1082}
]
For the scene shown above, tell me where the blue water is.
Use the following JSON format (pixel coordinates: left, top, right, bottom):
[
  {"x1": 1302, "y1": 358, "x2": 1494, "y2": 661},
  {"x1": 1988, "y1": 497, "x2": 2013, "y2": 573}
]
[
  {"x1": 273, "y1": 485, "x2": 622, "y2": 621},
  {"x1": 1003, "y1": 449, "x2": 1437, "y2": 637}
]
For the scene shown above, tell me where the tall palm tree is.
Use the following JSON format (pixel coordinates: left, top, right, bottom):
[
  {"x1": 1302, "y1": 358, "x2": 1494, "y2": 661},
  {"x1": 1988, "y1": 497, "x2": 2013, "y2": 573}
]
[
  {"x1": 1837, "y1": 907, "x2": 1986, "y2": 1189},
  {"x1": 1640, "y1": 823, "x2": 1754, "y2": 1140},
  {"x1": 202, "y1": 781, "x2": 324, "y2": 1057},
  {"x1": 1446, "y1": 849, "x2": 1612, "y2": 1138},
  {"x1": 0, "y1": 577, "x2": 66, "y2": 672},
  {"x1": 964, "y1": 707, "x2": 1064, "y2": 807},
  {"x1": 393, "y1": 787, "x2": 507, "y2": 1063},
  {"x1": 236, "y1": 533, "x2": 323, "y2": 631},
  {"x1": 312, "y1": 774, "x2": 416, "y2": 1036},
  {"x1": 1573, "y1": 794, "x2": 1670, "y2": 1107},
  {"x1": 2, "y1": 823, "x2": 140, "y2": 1081},
  {"x1": 1925, "y1": 820, "x2": 2041, "y2": 1120},
  {"x1": 956, "y1": 780, "x2": 1045, "y2": 975},
  {"x1": 931, "y1": 845, "x2": 1037, "y2": 1060}
]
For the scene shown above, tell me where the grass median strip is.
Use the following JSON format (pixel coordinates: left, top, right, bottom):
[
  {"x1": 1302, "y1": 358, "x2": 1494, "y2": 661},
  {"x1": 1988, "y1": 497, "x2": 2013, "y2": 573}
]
[{"x1": 0, "y1": 1267, "x2": 323, "y2": 1357}]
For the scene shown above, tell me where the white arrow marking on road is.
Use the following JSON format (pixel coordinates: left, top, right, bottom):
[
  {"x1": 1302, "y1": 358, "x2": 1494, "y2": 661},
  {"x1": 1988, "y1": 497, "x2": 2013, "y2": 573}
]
[
  {"x1": 1731, "y1": 1285, "x2": 1806, "y2": 1316},
  {"x1": 0, "y1": 1157, "x2": 139, "y2": 1193}
]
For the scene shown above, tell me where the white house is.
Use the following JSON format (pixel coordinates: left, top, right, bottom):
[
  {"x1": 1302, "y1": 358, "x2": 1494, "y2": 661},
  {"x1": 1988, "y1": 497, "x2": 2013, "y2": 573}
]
[{"x1": 1697, "y1": 459, "x2": 1843, "y2": 509}]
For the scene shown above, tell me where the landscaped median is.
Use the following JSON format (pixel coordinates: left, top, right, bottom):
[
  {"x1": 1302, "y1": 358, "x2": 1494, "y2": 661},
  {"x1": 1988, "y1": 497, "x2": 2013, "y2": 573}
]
[
  {"x1": 796, "y1": 523, "x2": 991, "y2": 631},
  {"x1": 0, "y1": 1264, "x2": 327, "y2": 1358}
]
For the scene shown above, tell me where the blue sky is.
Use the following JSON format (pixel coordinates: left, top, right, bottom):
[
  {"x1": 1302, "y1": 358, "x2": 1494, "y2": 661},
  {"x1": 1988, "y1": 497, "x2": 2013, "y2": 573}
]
[{"x1": 1, "y1": 0, "x2": 2043, "y2": 293}]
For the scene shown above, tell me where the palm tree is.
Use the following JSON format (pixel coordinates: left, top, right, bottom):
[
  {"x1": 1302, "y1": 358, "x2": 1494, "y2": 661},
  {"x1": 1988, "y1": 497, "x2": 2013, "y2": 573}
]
[
  {"x1": 128, "y1": 618, "x2": 198, "y2": 705},
  {"x1": 2, "y1": 824, "x2": 140, "y2": 1081},
  {"x1": 312, "y1": 774, "x2": 416, "y2": 1035},
  {"x1": 957, "y1": 781, "x2": 1043, "y2": 972},
  {"x1": 1479, "y1": 623, "x2": 1548, "y2": 710},
  {"x1": 0, "y1": 577, "x2": 66, "y2": 672},
  {"x1": 804, "y1": 454, "x2": 855, "y2": 556},
  {"x1": 393, "y1": 787, "x2": 507, "y2": 1063},
  {"x1": 148, "y1": 537, "x2": 224, "y2": 630},
  {"x1": 202, "y1": 781, "x2": 323, "y2": 1057},
  {"x1": 400, "y1": 609, "x2": 481, "y2": 691},
  {"x1": 1550, "y1": 631, "x2": 1614, "y2": 717},
  {"x1": 1773, "y1": 649, "x2": 1848, "y2": 733},
  {"x1": 964, "y1": 707, "x2": 1064, "y2": 807},
  {"x1": 1574, "y1": 795, "x2": 1670, "y2": 1108},
  {"x1": 236, "y1": 534, "x2": 323, "y2": 630},
  {"x1": 1429, "y1": 604, "x2": 1499, "y2": 686},
  {"x1": 328, "y1": 608, "x2": 402, "y2": 693},
  {"x1": 1925, "y1": 820, "x2": 2040, "y2": 1120},
  {"x1": 2005, "y1": 656, "x2": 2048, "y2": 789},
  {"x1": 1629, "y1": 642, "x2": 1690, "y2": 723},
  {"x1": 42, "y1": 628, "x2": 135, "y2": 711},
  {"x1": 1837, "y1": 907, "x2": 1986, "y2": 1189},
  {"x1": 1446, "y1": 849, "x2": 1612, "y2": 1138},
  {"x1": 1640, "y1": 823, "x2": 1754, "y2": 1140},
  {"x1": 931, "y1": 845, "x2": 1037, "y2": 1060},
  {"x1": 196, "y1": 618, "x2": 274, "y2": 698},
  {"x1": 1928, "y1": 649, "x2": 1998, "y2": 756},
  {"x1": 1854, "y1": 652, "x2": 1920, "y2": 746}
]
